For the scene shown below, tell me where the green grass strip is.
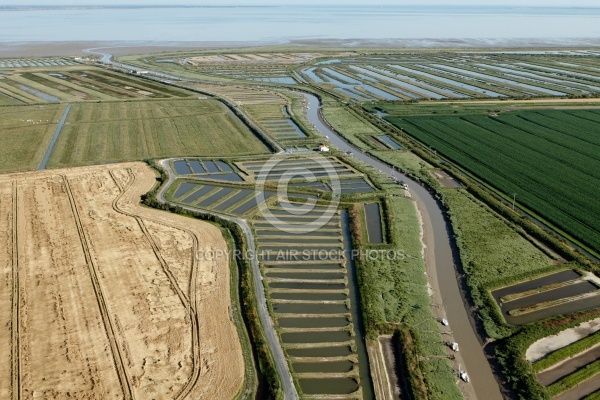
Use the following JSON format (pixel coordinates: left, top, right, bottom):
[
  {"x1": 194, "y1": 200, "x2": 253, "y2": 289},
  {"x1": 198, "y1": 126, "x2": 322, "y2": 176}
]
[
  {"x1": 534, "y1": 331, "x2": 600, "y2": 372},
  {"x1": 546, "y1": 358, "x2": 600, "y2": 397}
]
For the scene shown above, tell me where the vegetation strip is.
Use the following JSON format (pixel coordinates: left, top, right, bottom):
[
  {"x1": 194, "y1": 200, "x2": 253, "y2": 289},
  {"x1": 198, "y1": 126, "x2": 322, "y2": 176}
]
[
  {"x1": 534, "y1": 331, "x2": 600, "y2": 372},
  {"x1": 547, "y1": 358, "x2": 600, "y2": 397},
  {"x1": 38, "y1": 103, "x2": 71, "y2": 170}
]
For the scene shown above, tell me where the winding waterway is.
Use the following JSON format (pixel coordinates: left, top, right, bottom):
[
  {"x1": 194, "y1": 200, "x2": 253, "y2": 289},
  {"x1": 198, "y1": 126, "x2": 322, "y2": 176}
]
[{"x1": 301, "y1": 92, "x2": 503, "y2": 400}]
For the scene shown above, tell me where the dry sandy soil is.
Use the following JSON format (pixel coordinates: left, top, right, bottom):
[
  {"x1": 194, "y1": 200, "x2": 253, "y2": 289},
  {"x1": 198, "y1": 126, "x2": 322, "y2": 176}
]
[{"x1": 0, "y1": 162, "x2": 243, "y2": 400}]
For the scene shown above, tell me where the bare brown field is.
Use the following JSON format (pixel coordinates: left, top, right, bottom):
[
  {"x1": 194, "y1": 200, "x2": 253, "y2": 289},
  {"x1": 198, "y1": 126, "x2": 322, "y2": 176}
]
[{"x1": 0, "y1": 162, "x2": 244, "y2": 399}]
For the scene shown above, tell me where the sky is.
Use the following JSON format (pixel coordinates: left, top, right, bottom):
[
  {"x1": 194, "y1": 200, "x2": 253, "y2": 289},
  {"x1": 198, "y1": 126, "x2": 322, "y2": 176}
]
[{"x1": 3, "y1": 0, "x2": 600, "y2": 6}]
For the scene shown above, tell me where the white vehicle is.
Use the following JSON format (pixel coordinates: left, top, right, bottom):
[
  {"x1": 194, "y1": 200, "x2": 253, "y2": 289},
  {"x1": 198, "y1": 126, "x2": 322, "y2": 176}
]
[
  {"x1": 458, "y1": 365, "x2": 469, "y2": 382},
  {"x1": 441, "y1": 318, "x2": 449, "y2": 326}
]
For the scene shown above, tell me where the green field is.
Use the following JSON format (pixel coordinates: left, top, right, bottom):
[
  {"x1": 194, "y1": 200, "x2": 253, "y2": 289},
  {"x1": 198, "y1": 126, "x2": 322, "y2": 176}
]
[
  {"x1": 387, "y1": 109, "x2": 600, "y2": 253},
  {"x1": 0, "y1": 104, "x2": 67, "y2": 172},
  {"x1": 0, "y1": 67, "x2": 192, "y2": 104},
  {"x1": 46, "y1": 99, "x2": 270, "y2": 168}
]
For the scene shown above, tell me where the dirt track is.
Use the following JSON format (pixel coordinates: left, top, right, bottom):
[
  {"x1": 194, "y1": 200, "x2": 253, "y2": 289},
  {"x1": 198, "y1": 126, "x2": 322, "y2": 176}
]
[{"x1": 0, "y1": 162, "x2": 243, "y2": 399}]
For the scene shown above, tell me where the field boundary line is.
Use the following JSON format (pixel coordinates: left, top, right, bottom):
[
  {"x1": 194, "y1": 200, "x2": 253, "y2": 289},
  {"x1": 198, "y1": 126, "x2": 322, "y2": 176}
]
[
  {"x1": 10, "y1": 181, "x2": 20, "y2": 400},
  {"x1": 61, "y1": 175, "x2": 134, "y2": 400},
  {"x1": 109, "y1": 168, "x2": 202, "y2": 400},
  {"x1": 38, "y1": 104, "x2": 71, "y2": 170}
]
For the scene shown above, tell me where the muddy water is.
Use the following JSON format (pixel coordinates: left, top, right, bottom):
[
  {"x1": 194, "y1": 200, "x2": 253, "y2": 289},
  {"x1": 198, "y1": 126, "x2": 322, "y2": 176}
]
[
  {"x1": 287, "y1": 346, "x2": 353, "y2": 357},
  {"x1": 492, "y1": 270, "x2": 580, "y2": 299},
  {"x1": 267, "y1": 272, "x2": 346, "y2": 280},
  {"x1": 293, "y1": 360, "x2": 354, "y2": 373},
  {"x1": 303, "y1": 92, "x2": 504, "y2": 400},
  {"x1": 265, "y1": 263, "x2": 344, "y2": 270},
  {"x1": 271, "y1": 292, "x2": 348, "y2": 301},
  {"x1": 256, "y1": 228, "x2": 340, "y2": 236},
  {"x1": 364, "y1": 203, "x2": 384, "y2": 244},
  {"x1": 269, "y1": 282, "x2": 346, "y2": 290},
  {"x1": 503, "y1": 293, "x2": 600, "y2": 326},
  {"x1": 341, "y1": 210, "x2": 375, "y2": 399},
  {"x1": 282, "y1": 331, "x2": 351, "y2": 343},
  {"x1": 300, "y1": 378, "x2": 359, "y2": 395},
  {"x1": 259, "y1": 238, "x2": 342, "y2": 245},
  {"x1": 501, "y1": 281, "x2": 597, "y2": 312},
  {"x1": 262, "y1": 253, "x2": 344, "y2": 262},
  {"x1": 279, "y1": 317, "x2": 350, "y2": 328},
  {"x1": 274, "y1": 303, "x2": 349, "y2": 314}
]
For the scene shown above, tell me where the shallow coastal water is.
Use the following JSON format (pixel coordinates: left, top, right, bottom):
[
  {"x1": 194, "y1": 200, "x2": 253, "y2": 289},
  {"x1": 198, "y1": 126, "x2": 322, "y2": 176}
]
[{"x1": 0, "y1": 5, "x2": 599, "y2": 43}]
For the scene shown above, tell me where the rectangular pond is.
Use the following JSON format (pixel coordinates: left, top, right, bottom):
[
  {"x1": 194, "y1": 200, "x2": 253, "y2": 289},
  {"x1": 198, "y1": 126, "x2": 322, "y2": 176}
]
[
  {"x1": 293, "y1": 361, "x2": 354, "y2": 374},
  {"x1": 197, "y1": 187, "x2": 237, "y2": 208},
  {"x1": 278, "y1": 317, "x2": 349, "y2": 328},
  {"x1": 287, "y1": 346, "x2": 352, "y2": 357},
  {"x1": 364, "y1": 203, "x2": 384, "y2": 244},
  {"x1": 299, "y1": 378, "x2": 359, "y2": 395},
  {"x1": 377, "y1": 135, "x2": 403, "y2": 150},
  {"x1": 173, "y1": 182, "x2": 198, "y2": 198},
  {"x1": 173, "y1": 160, "x2": 192, "y2": 175},
  {"x1": 188, "y1": 160, "x2": 206, "y2": 173},
  {"x1": 281, "y1": 331, "x2": 351, "y2": 343},
  {"x1": 212, "y1": 189, "x2": 253, "y2": 211},
  {"x1": 182, "y1": 185, "x2": 218, "y2": 203}
]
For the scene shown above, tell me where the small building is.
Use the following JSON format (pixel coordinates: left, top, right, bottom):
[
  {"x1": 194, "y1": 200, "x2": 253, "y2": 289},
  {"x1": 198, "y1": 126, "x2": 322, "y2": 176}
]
[{"x1": 318, "y1": 144, "x2": 330, "y2": 152}]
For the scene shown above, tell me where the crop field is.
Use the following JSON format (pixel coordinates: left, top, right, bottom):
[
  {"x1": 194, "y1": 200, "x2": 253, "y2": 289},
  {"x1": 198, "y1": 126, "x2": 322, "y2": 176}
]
[
  {"x1": 296, "y1": 53, "x2": 600, "y2": 101},
  {"x1": 0, "y1": 104, "x2": 68, "y2": 173},
  {"x1": 386, "y1": 109, "x2": 600, "y2": 253},
  {"x1": 45, "y1": 99, "x2": 270, "y2": 168},
  {"x1": 492, "y1": 270, "x2": 600, "y2": 325},
  {"x1": 0, "y1": 67, "x2": 192, "y2": 103},
  {"x1": 0, "y1": 162, "x2": 244, "y2": 399}
]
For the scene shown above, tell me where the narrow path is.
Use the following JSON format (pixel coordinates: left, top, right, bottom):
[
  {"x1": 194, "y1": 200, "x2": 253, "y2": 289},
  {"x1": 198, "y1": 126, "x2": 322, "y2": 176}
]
[
  {"x1": 156, "y1": 160, "x2": 299, "y2": 400},
  {"x1": 38, "y1": 104, "x2": 71, "y2": 170},
  {"x1": 10, "y1": 181, "x2": 20, "y2": 400},
  {"x1": 62, "y1": 175, "x2": 134, "y2": 400}
]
